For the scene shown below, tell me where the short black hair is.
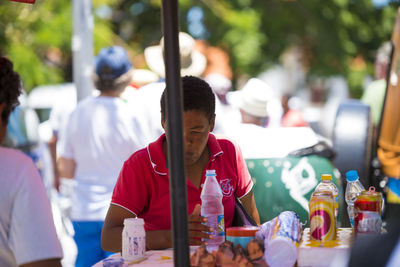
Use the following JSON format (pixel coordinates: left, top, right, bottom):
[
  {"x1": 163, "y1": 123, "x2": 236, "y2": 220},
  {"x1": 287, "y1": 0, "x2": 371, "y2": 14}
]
[
  {"x1": 160, "y1": 75, "x2": 215, "y2": 121},
  {"x1": 0, "y1": 57, "x2": 22, "y2": 124}
]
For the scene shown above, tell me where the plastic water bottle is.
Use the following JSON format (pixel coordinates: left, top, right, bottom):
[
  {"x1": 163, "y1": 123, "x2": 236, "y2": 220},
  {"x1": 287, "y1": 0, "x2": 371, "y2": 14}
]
[
  {"x1": 314, "y1": 174, "x2": 339, "y2": 218},
  {"x1": 345, "y1": 170, "x2": 365, "y2": 227},
  {"x1": 201, "y1": 169, "x2": 225, "y2": 249}
]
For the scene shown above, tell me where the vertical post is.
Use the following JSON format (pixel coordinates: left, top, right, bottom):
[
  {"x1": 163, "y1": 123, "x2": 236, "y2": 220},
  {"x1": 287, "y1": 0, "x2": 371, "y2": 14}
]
[
  {"x1": 72, "y1": 0, "x2": 95, "y2": 101},
  {"x1": 161, "y1": 0, "x2": 190, "y2": 266}
]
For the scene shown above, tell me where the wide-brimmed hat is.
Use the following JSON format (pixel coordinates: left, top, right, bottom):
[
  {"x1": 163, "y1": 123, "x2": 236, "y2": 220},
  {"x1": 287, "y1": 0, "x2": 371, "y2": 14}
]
[
  {"x1": 93, "y1": 46, "x2": 133, "y2": 91},
  {"x1": 227, "y1": 78, "x2": 273, "y2": 118},
  {"x1": 144, "y1": 32, "x2": 206, "y2": 78}
]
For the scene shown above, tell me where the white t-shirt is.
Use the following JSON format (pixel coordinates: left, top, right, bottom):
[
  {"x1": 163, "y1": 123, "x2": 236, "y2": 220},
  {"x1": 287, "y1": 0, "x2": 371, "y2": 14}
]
[
  {"x1": 59, "y1": 96, "x2": 148, "y2": 221},
  {"x1": 0, "y1": 147, "x2": 63, "y2": 266}
]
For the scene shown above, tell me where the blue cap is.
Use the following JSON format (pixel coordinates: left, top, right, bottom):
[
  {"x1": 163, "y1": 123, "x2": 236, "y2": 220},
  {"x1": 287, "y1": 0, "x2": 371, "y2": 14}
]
[
  {"x1": 95, "y1": 46, "x2": 132, "y2": 80},
  {"x1": 346, "y1": 170, "x2": 359, "y2": 182}
]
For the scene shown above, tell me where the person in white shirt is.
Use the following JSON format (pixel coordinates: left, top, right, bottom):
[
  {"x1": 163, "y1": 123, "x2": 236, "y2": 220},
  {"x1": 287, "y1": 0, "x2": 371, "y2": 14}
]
[
  {"x1": 58, "y1": 46, "x2": 148, "y2": 267},
  {"x1": 0, "y1": 56, "x2": 63, "y2": 267}
]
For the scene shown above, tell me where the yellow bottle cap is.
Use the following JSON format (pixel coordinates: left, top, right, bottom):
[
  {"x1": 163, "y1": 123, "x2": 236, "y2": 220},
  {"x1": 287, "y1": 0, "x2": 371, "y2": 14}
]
[{"x1": 321, "y1": 174, "x2": 332, "y2": 181}]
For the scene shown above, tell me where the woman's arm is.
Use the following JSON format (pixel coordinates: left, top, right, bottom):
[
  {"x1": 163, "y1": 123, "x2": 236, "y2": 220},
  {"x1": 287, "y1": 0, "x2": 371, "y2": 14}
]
[
  {"x1": 240, "y1": 190, "x2": 260, "y2": 225},
  {"x1": 102, "y1": 204, "x2": 173, "y2": 251},
  {"x1": 102, "y1": 204, "x2": 212, "y2": 251},
  {"x1": 101, "y1": 204, "x2": 135, "y2": 252}
]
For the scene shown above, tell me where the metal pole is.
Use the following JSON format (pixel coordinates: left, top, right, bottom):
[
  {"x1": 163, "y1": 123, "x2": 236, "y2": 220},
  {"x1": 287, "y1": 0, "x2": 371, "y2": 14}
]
[
  {"x1": 161, "y1": 0, "x2": 190, "y2": 266},
  {"x1": 72, "y1": 0, "x2": 95, "y2": 101}
]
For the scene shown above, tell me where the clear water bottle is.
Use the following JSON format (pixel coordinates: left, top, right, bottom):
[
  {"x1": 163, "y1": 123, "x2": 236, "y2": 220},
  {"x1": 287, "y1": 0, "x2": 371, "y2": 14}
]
[
  {"x1": 345, "y1": 170, "x2": 365, "y2": 227},
  {"x1": 314, "y1": 174, "x2": 339, "y2": 218},
  {"x1": 201, "y1": 169, "x2": 225, "y2": 250}
]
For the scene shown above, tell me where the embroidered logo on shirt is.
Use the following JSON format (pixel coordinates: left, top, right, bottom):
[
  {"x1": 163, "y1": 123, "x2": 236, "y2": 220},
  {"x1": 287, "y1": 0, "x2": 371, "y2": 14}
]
[{"x1": 220, "y1": 179, "x2": 234, "y2": 197}]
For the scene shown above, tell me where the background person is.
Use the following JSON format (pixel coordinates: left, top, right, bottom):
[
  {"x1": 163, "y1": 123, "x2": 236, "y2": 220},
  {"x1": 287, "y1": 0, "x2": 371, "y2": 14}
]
[
  {"x1": 280, "y1": 93, "x2": 309, "y2": 127},
  {"x1": 101, "y1": 76, "x2": 260, "y2": 252},
  {"x1": 227, "y1": 78, "x2": 273, "y2": 127},
  {"x1": 361, "y1": 41, "x2": 391, "y2": 130},
  {"x1": 57, "y1": 46, "x2": 148, "y2": 267},
  {"x1": 0, "y1": 56, "x2": 63, "y2": 267}
]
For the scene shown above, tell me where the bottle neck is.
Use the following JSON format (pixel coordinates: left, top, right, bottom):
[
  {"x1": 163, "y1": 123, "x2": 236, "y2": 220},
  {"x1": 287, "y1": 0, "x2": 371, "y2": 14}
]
[{"x1": 348, "y1": 179, "x2": 359, "y2": 183}]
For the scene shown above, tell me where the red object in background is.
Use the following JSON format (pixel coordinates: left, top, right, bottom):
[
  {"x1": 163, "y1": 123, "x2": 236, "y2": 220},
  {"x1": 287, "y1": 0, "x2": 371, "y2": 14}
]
[
  {"x1": 354, "y1": 187, "x2": 383, "y2": 215},
  {"x1": 9, "y1": 0, "x2": 36, "y2": 3},
  {"x1": 354, "y1": 187, "x2": 383, "y2": 234}
]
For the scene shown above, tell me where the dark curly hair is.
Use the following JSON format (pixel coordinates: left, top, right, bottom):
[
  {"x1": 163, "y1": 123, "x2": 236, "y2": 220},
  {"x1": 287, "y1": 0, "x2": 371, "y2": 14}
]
[
  {"x1": 0, "y1": 57, "x2": 22, "y2": 124},
  {"x1": 160, "y1": 75, "x2": 215, "y2": 121}
]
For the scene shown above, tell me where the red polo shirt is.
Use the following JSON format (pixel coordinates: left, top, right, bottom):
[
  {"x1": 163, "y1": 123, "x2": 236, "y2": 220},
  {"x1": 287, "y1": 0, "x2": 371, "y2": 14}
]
[{"x1": 111, "y1": 133, "x2": 253, "y2": 231}]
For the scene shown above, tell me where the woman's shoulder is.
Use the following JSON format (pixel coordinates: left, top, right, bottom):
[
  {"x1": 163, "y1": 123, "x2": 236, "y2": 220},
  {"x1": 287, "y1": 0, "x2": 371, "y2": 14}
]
[
  {"x1": 125, "y1": 146, "x2": 149, "y2": 165},
  {"x1": 214, "y1": 134, "x2": 240, "y2": 152}
]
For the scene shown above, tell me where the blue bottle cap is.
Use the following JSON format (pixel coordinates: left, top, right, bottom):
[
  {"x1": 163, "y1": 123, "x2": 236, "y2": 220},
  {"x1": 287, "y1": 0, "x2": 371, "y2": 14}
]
[{"x1": 346, "y1": 170, "x2": 358, "y2": 182}]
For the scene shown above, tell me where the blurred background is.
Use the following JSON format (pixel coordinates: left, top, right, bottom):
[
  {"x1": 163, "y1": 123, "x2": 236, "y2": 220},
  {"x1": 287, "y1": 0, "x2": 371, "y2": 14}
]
[
  {"x1": 0, "y1": 0, "x2": 397, "y2": 96},
  {"x1": 2, "y1": 1, "x2": 400, "y2": 265}
]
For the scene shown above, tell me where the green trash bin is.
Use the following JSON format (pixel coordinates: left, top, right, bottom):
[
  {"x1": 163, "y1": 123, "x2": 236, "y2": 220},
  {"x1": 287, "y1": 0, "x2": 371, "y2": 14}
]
[{"x1": 246, "y1": 155, "x2": 343, "y2": 227}]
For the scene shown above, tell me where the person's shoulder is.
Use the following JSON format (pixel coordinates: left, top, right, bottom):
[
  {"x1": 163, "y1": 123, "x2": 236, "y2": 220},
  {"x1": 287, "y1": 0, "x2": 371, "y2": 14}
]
[
  {"x1": 0, "y1": 147, "x2": 37, "y2": 184},
  {"x1": 68, "y1": 95, "x2": 96, "y2": 116},
  {"x1": 125, "y1": 146, "x2": 149, "y2": 164},
  {"x1": 0, "y1": 147, "x2": 32, "y2": 165},
  {"x1": 214, "y1": 134, "x2": 239, "y2": 152}
]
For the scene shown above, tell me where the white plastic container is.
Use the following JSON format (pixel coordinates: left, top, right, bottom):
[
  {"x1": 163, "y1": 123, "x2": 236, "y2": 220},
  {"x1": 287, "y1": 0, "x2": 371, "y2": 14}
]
[
  {"x1": 122, "y1": 218, "x2": 146, "y2": 262},
  {"x1": 255, "y1": 211, "x2": 302, "y2": 267}
]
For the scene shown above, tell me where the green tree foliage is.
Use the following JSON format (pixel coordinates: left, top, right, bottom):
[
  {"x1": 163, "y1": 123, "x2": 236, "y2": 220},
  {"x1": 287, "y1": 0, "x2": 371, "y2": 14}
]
[
  {"x1": 104, "y1": 0, "x2": 398, "y2": 96},
  {"x1": 0, "y1": 0, "x2": 115, "y2": 92},
  {"x1": 1, "y1": 0, "x2": 398, "y2": 97}
]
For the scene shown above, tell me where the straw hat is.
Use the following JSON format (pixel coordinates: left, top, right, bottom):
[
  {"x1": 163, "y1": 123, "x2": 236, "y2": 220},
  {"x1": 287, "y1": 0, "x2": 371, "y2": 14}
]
[
  {"x1": 227, "y1": 78, "x2": 274, "y2": 118},
  {"x1": 144, "y1": 32, "x2": 206, "y2": 78}
]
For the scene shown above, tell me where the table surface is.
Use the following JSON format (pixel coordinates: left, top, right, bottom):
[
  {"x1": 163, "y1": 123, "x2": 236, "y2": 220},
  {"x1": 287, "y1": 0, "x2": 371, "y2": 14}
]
[
  {"x1": 297, "y1": 228, "x2": 353, "y2": 267},
  {"x1": 94, "y1": 228, "x2": 354, "y2": 267}
]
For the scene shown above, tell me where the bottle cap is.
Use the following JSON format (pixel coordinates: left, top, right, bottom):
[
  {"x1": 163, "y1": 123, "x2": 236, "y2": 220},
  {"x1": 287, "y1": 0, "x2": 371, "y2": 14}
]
[
  {"x1": 321, "y1": 174, "x2": 332, "y2": 181},
  {"x1": 205, "y1": 169, "x2": 216, "y2": 176},
  {"x1": 124, "y1": 218, "x2": 144, "y2": 226},
  {"x1": 346, "y1": 170, "x2": 358, "y2": 182}
]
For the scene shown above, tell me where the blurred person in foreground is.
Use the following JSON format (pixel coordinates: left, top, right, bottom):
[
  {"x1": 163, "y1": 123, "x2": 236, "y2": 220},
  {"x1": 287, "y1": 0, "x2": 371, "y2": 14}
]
[
  {"x1": 57, "y1": 46, "x2": 148, "y2": 267},
  {"x1": 101, "y1": 76, "x2": 260, "y2": 251},
  {"x1": 0, "y1": 56, "x2": 63, "y2": 266}
]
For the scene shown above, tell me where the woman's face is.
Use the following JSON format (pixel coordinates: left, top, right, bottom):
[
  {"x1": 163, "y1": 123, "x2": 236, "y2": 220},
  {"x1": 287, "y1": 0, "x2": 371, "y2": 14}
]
[{"x1": 162, "y1": 110, "x2": 215, "y2": 167}]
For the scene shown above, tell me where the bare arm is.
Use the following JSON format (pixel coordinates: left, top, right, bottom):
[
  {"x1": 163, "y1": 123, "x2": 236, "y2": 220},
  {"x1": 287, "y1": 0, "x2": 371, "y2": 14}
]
[
  {"x1": 48, "y1": 135, "x2": 60, "y2": 190},
  {"x1": 58, "y1": 157, "x2": 76, "y2": 179},
  {"x1": 240, "y1": 189, "x2": 260, "y2": 225},
  {"x1": 101, "y1": 204, "x2": 136, "y2": 252},
  {"x1": 102, "y1": 204, "x2": 172, "y2": 251},
  {"x1": 20, "y1": 258, "x2": 61, "y2": 267},
  {"x1": 102, "y1": 204, "x2": 212, "y2": 251}
]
